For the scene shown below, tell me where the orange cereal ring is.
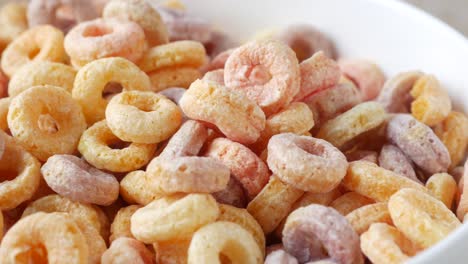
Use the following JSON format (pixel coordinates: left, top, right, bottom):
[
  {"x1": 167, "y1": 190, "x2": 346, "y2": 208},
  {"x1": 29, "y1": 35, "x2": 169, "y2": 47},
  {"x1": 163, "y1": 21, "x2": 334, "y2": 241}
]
[
  {"x1": 0, "y1": 3, "x2": 28, "y2": 52},
  {"x1": 1, "y1": 25, "x2": 65, "y2": 77},
  {"x1": 267, "y1": 133, "x2": 348, "y2": 192},
  {"x1": 148, "y1": 66, "x2": 201, "y2": 92},
  {"x1": 102, "y1": 237, "x2": 155, "y2": 264},
  {"x1": 110, "y1": 205, "x2": 141, "y2": 242},
  {"x1": 187, "y1": 221, "x2": 263, "y2": 264},
  {"x1": 377, "y1": 71, "x2": 423, "y2": 113},
  {"x1": 153, "y1": 238, "x2": 191, "y2": 264},
  {"x1": 345, "y1": 202, "x2": 393, "y2": 235},
  {"x1": 224, "y1": 40, "x2": 300, "y2": 116},
  {"x1": 120, "y1": 170, "x2": 165, "y2": 205},
  {"x1": 180, "y1": 79, "x2": 265, "y2": 144},
  {"x1": 8, "y1": 61, "x2": 76, "y2": 97},
  {"x1": 131, "y1": 194, "x2": 219, "y2": 243},
  {"x1": 0, "y1": 98, "x2": 10, "y2": 132},
  {"x1": 0, "y1": 212, "x2": 88, "y2": 263},
  {"x1": 434, "y1": 111, "x2": 468, "y2": 169},
  {"x1": 7, "y1": 85, "x2": 86, "y2": 161},
  {"x1": 330, "y1": 192, "x2": 374, "y2": 216},
  {"x1": 426, "y1": 173, "x2": 457, "y2": 208},
  {"x1": 78, "y1": 120, "x2": 157, "y2": 172},
  {"x1": 338, "y1": 59, "x2": 385, "y2": 101}
]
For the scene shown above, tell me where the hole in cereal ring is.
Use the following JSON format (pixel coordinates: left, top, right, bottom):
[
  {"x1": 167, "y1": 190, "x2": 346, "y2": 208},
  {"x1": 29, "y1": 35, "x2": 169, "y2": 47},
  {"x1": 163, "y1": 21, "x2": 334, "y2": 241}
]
[
  {"x1": 82, "y1": 24, "x2": 114, "y2": 37},
  {"x1": 245, "y1": 64, "x2": 272, "y2": 86},
  {"x1": 0, "y1": 168, "x2": 19, "y2": 182},
  {"x1": 37, "y1": 114, "x2": 59, "y2": 134},
  {"x1": 29, "y1": 243, "x2": 48, "y2": 263},
  {"x1": 108, "y1": 140, "x2": 131, "y2": 150},
  {"x1": 290, "y1": 38, "x2": 313, "y2": 62},
  {"x1": 28, "y1": 47, "x2": 41, "y2": 60},
  {"x1": 103, "y1": 82, "x2": 123, "y2": 101}
]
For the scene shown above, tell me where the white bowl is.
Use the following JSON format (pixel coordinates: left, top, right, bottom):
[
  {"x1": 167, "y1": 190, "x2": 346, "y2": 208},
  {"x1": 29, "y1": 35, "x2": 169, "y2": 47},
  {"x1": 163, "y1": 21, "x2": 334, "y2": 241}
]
[{"x1": 184, "y1": 0, "x2": 468, "y2": 263}]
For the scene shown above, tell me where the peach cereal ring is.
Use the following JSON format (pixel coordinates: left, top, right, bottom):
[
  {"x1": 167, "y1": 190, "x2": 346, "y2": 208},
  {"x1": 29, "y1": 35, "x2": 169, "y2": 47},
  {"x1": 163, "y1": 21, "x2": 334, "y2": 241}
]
[
  {"x1": 73, "y1": 57, "x2": 152, "y2": 124},
  {"x1": 149, "y1": 66, "x2": 201, "y2": 92},
  {"x1": 103, "y1": 0, "x2": 169, "y2": 46},
  {"x1": 205, "y1": 137, "x2": 270, "y2": 199},
  {"x1": 387, "y1": 114, "x2": 451, "y2": 174},
  {"x1": 338, "y1": 59, "x2": 385, "y2": 101},
  {"x1": 316, "y1": 101, "x2": 386, "y2": 148},
  {"x1": 1, "y1": 25, "x2": 65, "y2": 77},
  {"x1": 78, "y1": 120, "x2": 157, "y2": 172},
  {"x1": 180, "y1": 79, "x2": 265, "y2": 144},
  {"x1": 410, "y1": 74, "x2": 451, "y2": 126},
  {"x1": 267, "y1": 133, "x2": 348, "y2": 192},
  {"x1": 110, "y1": 205, "x2": 140, "y2": 242},
  {"x1": 0, "y1": 212, "x2": 88, "y2": 263},
  {"x1": 330, "y1": 192, "x2": 374, "y2": 216},
  {"x1": 153, "y1": 238, "x2": 191, "y2": 264},
  {"x1": 102, "y1": 237, "x2": 154, "y2": 264},
  {"x1": 434, "y1": 111, "x2": 468, "y2": 168},
  {"x1": 0, "y1": 3, "x2": 28, "y2": 52},
  {"x1": 8, "y1": 85, "x2": 86, "y2": 161},
  {"x1": 120, "y1": 170, "x2": 165, "y2": 205},
  {"x1": 378, "y1": 144, "x2": 420, "y2": 183},
  {"x1": 426, "y1": 173, "x2": 457, "y2": 208},
  {"x1": 159, "y1": 119, "x2": 208, "y2": 157},
  {"x1": 361, "y1": 223, "x2": 420, "y2": 264},
  {"x1": 202, "y1": 69, "x2": 225, "y2": 85},
  {"x1": 131, "y1": 194, "x2": 219, "y2": 243},
  {"x1": 346, "y1": 202, "x2": 393, "y2": 235},
  {"x1": 64, "y1": 18, "x2": 146, "y2": 68},
  {"x1": 377, "y1": 71, "x2": 423, "y2": 113},
  {"x1": 224, "y1": 40, "x2": 300, "y2": 116},
  {"x1": 188, "y1": 221, "x2": 263, "y2": 264},
  {"x1": 343, "y1": 161, "x2": 428, "y2": 202},
  {"x1": 212, "y1": 177, "x2": 247, "y2": 208},
  {"x1": 282, "y1": 204, "x2": 363, "y2": 264},
  {"x1": 247, "y1": 176, "x2": 304, "y2": 234},
  {"x1": 389, "y1": 188, "x2": 461, "y2": 249},
  {"x1": 41, "y1": 154, "x2": 119, "y2": 205}
]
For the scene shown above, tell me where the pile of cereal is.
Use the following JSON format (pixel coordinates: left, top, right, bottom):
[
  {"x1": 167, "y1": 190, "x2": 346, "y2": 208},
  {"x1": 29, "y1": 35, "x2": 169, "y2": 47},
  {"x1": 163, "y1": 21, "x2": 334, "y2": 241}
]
[{"x1": 0, "y1": 0, "x2": 466, "y2": 263}]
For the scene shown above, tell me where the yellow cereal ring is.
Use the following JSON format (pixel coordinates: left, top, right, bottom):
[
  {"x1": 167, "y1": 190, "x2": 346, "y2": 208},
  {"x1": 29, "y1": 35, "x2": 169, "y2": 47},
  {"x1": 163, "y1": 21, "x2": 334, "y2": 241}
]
[
  {"x1": 1, "y1": 25, "x2": 65, "y2": 77},
  {"x1": 0, "y1": 132, "x2": 40, "y2": 210},
  {"x1": 0, "y1": 97, "x2": 10, "y2": 131},
  {"x1": 426, "y1": 173, "x2": 457, "y2": 208},
  {"x1": 154, "y1": 238, "x2": 191, "y2": 264},
  {"x1": 361, "y1": 223, "x2": 420, "y2": 264},
  {"x1": 106, "y1": 91, "x2": 182, "y2": 143},
  {"x1": 149, "y1": 66, "x2": 201, "y2": 92},
  {"x1": 73, "y1": 57, "x2": 152, "y2": 125},
  {"x1": 8, "y1": 61, "x2": 76, "y2": 97},
  {"x1": 342, "y1": 161, "x2": 428, "y2": 202},
  {"x1": 7, "y1": 85, "x2": 86, "y2": 161},
  {"x1": 0, "y1": 3, "x2": 28, "y2": 52},
  {"x1": 434, "y1": 111, "x2": 468, "y2": 169},
  {"x1": 188, "y1": 221, "x2": 263, "y2": 264},
  {"x1": 120, "y1": 170, "x2": 165, "y2": 205},
  {"x1": 247, "y1": 176, "x2": 304, "y2": 234},
  {"x1": 330, "y1": 192, "x2": 374, "y2": 216},
  {"x1": 131, "y1": 194, "x2": 219, "y2": 243},
  {"x1": 345, "y1": 202, "x2": 393, "y2": 235},
  {"x1": 410, "y1": 74, "x2": 451, "y2": 126},
  {"x1": 389, "y1": 188, "x2": 461, "y2": 249},
  {"x1": 110, "y1": 205, "x2": 141, "y2": 242},
  {"x1": 78, "y1": 120, "x2": 157, "y2": 172},
  {"x1": 0, "y1": 212, "x2": 88, "y2": 264}
]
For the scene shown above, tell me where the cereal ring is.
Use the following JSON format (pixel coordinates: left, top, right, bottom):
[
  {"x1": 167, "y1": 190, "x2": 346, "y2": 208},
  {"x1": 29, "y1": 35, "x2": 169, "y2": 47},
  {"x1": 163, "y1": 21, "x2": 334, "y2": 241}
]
[
  {"x1": 265, "y1": 249, "x2": 299, "y2": 264},
  {"x1": 377, "y1": 71, "x2": 423, "y2": 113},
  {"x1": 343, "y1": 161, "x2": 428, "y2": 202},
  {"x1": 247, "y1": 176, "x2": 304, "y2": 234},
  {"x1": 388, "y1": 188, "x2": 461, "y2": 249},
  {"x1": 78, "y1": 120, "x2": 157, "y2": 172},
  {"x1": 0, "y1": 3, "x2": 28, "y2": 52},
  {"x1": 106, "y1": 91, "x2": 182, "y2": 143},
  {"x1": 451, "y1": 166, "x2": 465, "y2": 184},
  {"x1": 434, "y1": 111, "x2": 468, "y2": 169},
  {"x1": 282, "y1": 204, "x2": 363, "y2": 264},
  {"x1": 224, "y1": 40, "x2": 300, "y2": 116},
  {"x1": 157, "y1": 7, "x2": 213, "y2": 43},
  {"x1": 456, "y1": 161, "x2": 468, "y2": 220},
  {"x1": 1, "y1": 25, "x2": 65, "y2": 77},
  {"x1": 131, "y1": 194, "x2": 219, "y2": 243},
  {"x1": 0, "y1": 212, "x2": 88, "y2": 263},
  {"x1": 346, "y1": 202, "x2": 393, "y2": 235},
  {"x1": 338, "y1": 59, "x2": 385, "y2": 101},
  {"x1": 0, "y1": 97, "x2": 10, "y2": 132},
  {"x1": 293, "y1": 51, "x2": 341, "y2": 102},
  {"x1": 387, "y1": 114, "x2": 451, "y2": 174},
  {"x1": 330, "y1": 192, "x2": 374, "y2": 216},
  {"x1": 188, "y1": 221, "x2": 263, "y2": 264},
  {"x1": 73, "y1": 57, "x2": 152, "y2": 124},
  {"x1": 378, "y1": 144, "x2": 420, "y2": 184},
  {"x1": 410, "y1": 74, "x2": 451, "y2": 126},
  {"x1": 103, "y1": 0, "x2": 169, "y2": 46},
  {"x1": 180, "y1": 79, "x2": 265, "y2": 144},
  {"x1": 425, "y1": 173, "x2": 457, "y2": 208},
  {"x1": 120, "y1": 170, "x2": 165, "y2": 205},
  {"x1": 8, "y1": 85, "x2": 86, "y2": 161},
  {"x1": 110, "y1": 205, "x2": 141, "y2": 242},
  {"x1": 267, "y1": 133, "x2": 348, "y2": 192},
  {"x1": 202, "y1": 69, "x2": 225, "y2": 85},
  {"x1": 102, "y1": 237, "x2": 154, "y2": 264},
  {"x1": 153, "y1": 238, "x2": 191, "y2": 264},
  {"x1": 148, "y1": 66, "x2": 201, "y2": 92},
  {"x1": 361, "y1": 223, "x2": 420, "y2": 264},
  {"x1": 159, "y1": 120, "x2": 208, "y2": 158},
  {"x1": 41, "y1": 154, "x2": 119, "y2": 205},
  {"x1": 212, "y1": 176, "x2": 247, "y2": 208},
  {"x1": 316, "y1": 102, "x2": 386, "y2": 148},
  {"x1": 159, "y1": 87, "x2": 186, "y2": 105},
  {"x1": 345, "y1": 149, "x2": 378, "y2": 164},
  {"x1": 205, "y1": 48, "x2": 234, "y2": 71}
]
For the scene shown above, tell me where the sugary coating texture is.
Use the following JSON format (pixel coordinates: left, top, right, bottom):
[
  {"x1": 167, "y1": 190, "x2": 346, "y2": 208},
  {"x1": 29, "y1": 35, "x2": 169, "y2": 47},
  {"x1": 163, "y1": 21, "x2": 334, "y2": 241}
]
[
  {"x1": 187, "y1": 221, "x2": 263, "y2": 264},
  {"x1": 265, "y1": 249, "x2": 299, "y2": 264},
  {"x1": 41, "y1": 154, "x2": 119, "y2": 205},
  {"x1": 102, "y1": 237, "x2": 154, "y2": 264},
  {"x1": 212, "y1": 176, "x2": 247, "y2": 208},
  {"x1": 153, "y1": 238, "x2": 191, "y2": 264},
  {"x1": 387, "y1": 114, "x2": 451, "y2": 174},
  {"x1": 159, "y1": 119, "x2": 208, "y2": 158},
  {"x1": 426, "y1": 173, "x2": 457, "y2": 208},
  {"x1": 120, "y1": 170, "x2": 165, "y2": 205},
  {"x1": 110, "y1": 205, "x2": 140, "y2": 242},
  {"x1": 377, "y1": 71, "x2": 423, "y2": 113},
  {"x1": 156, "y1": 7, "x2": 212, "y2": 43},
  {"x1": 338, "y1": 59, "x2": 385, "y2": 101},
  {"x1": 0, "y1": 3, "x2": 28, "y2": 52},
  {"x1": 330, "y1": 192, "x2": 374, "y2": 216},
  {"x1": 148, "y1": 66, "x2": 201, "y2": 92},
  {"x1": 205, "y1": 48, "x2": 233, "y2": 71},
  {"x1": 378, "y1": 144, "x2": 420, "y2": 184},
  {"x1": 224, "y1": 40, "x2": 300, "y2": 116},
  {"x1": 389, "y1": 188, "x2": 461, "y2": 249},
  {"x1": 202, "y1": 69, "x2": 225, "y2": 85},
  {"x1": 345, "y1": 202, "x2": 393, "y2": 235},
  {"x1": 434, "y1": 111, "x2": 468, "y2": 169}
]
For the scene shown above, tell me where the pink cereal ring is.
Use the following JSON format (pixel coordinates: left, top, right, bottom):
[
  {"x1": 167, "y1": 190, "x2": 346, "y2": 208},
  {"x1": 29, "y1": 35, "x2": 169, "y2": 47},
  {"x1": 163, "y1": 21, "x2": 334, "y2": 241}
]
[
  {"x1": 64, "y1": 18, "x2": 146, "y2": 68},
  {"x1": 378, "y1": 144, "x2": 421, "y2": 184},
  {"x1": 202, "y1": 69, "x2": 225, "y2": 85},
  {"x1": 267, "y1": 133, "x2": 348, "y2": 193},
  {"x1": 377, "y1": 71, "x2": 423, "y2": 113},
  {"x1": 265, "y1": 249, "x2": 299, "y2": 264},
  {"x1": 101, "y1": 237, "x2": 154, "y2": 264},
  {"x1": 224, "y1": 40, "x2": 300, "y2": 116},
  {"x1": 159, "y1": 120, "x2": 209, "y2": 158},
  {"x1": 205, "y1": 137, "x2": 270, "y2": 199},
  {"x1": 158, "y1": 87, "x2": 186, "y2": 105},
  {"x1": 205, "y1": 48, "x2": 234, "y2": 71},
  {"x1": 338, "y1": 59, "x2": 385, "y2": 101}
]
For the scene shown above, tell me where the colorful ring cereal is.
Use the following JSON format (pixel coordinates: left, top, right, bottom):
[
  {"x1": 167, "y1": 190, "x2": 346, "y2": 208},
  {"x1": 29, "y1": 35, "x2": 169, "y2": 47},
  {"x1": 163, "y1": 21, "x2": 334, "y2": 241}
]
[
  {"x1": 426, "y1": 173, "x2": 457, "y2": 209},
  {"x1": 102, "y1": 237, "x2": 155, "y2": 264},
  {"x1": 377, "y1": 71, "x2": 423, "y2": 113},
  {"x1": 187, "y1": 221, "x2": 263, "y2": 264},
  {"x1": 7, "y1": 85, "x2": 87, "y2": 161},
  {"x1": 158, "y1": 87, "x2": 186, "y2": 105},
  {"x1": 330, "y1": 192, "x2": 374, "y2": 216},
  {"x1": 265, "y1": 249, "x2": 299, "y2": 264},
  {"x1": 159, "y1": 119, "x2": 208, "y2": 157},
  {"x1": 267, "y1": 133, "x2": 348, "y2": 192},
  {"x1": 202, "y1": 69, "x2": 225, "y2": 85},
  {"x1": 338, "y1": 59, "x2": 385, "y2": 101},
  {"x1": 212, "y1": 177, "x2": 247, "y2": 208},
  {"x1": 120, "y1": 170, "x2": 165, "y2": 205},
  {"x1": 153, "y1": 238, "x2": 191, "y2": 264},
  {"x1": 148, "y1": 66, "x2": 201, "y2": 92},
  {"x1": 72, "y1": 57, "x2": 151, "y2": 124},
  {"x1": 0, "y1": 212, "x2": 88, "y2": 263},
  {"x1": 110, "y1": 205, "x2": 141, "y2": 242},
  {"x1": 434, "y1": 111, "x2": 468, "y2": 169},
  {"x1": 41, "y1": 154, "x2": 119, "y2": 206},
  {"x1": 0, "y1": 3, "x2": 28, "y2": 52},
  {"x1": 131, "y1": 194, "x2": 219, "y2": 243},
  {"x1": 224, "y1": 40, "x2": 300, "y2": 116},
  {"x1": 378, "y1": 144, "x2": 420, "y2": 184},
  {"x1": 345, "y1": 202, "x2": 393, "y2": 235},
  {"x1": 1, "y1": 25, "x2": 65, "y2": 77}
]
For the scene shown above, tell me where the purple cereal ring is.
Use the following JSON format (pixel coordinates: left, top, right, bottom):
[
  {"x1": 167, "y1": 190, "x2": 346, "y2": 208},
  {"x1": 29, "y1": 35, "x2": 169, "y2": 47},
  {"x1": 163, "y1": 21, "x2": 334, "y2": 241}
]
[
  {"x1": 157, "y1": 7, "x2": 212, "y2": 43},
  {"x1": 377, "y1": 71, "x2": 423, "y2": 113},
  {"x1": 379, "y1": 144, "x2": 421, "y2": 184},
  {"x1": 212, "y1": 176, "x2": 247, "y2": 208},
  {"x1": 158, "y1": 87, "x2": 186, "y2": 105},
  {"x1": 387, "y1": 114, "x2": 451, "y2": 174},
  {"x1": 283, "y1": 204, "x2": 363, "y2": 264},
  {"x1": 338, "y1": 59, "x2": 385, "y2": 101}
]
